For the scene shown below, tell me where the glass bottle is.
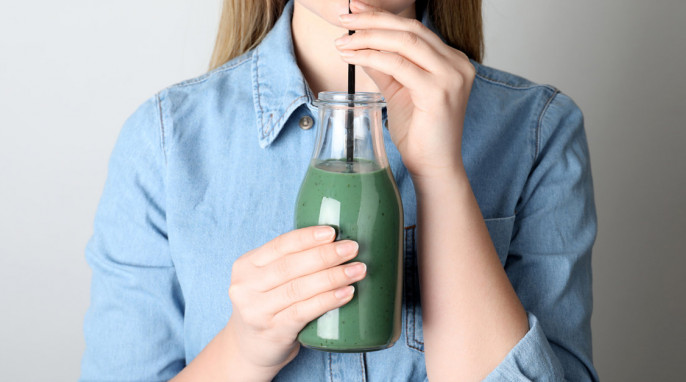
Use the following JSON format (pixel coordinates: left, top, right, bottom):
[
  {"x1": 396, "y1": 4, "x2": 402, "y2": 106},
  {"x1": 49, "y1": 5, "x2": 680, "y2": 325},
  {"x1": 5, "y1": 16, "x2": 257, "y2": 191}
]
[{"x1": 294, "y1": 91, "x2": 403, "y2": 352}]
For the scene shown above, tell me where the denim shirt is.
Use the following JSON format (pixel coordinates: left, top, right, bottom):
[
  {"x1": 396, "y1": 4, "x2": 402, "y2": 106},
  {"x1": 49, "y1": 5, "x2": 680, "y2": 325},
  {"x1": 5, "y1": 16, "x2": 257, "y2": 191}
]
[{"x1": 81, "y1": 1, "x2": 598, "y2": 380}]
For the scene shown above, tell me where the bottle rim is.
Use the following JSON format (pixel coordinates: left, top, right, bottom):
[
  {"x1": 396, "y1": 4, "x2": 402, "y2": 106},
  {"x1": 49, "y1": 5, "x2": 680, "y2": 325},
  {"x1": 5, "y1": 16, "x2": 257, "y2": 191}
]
[{"x1": 315, "y1": 91, "x2": 386, "y2": 107}]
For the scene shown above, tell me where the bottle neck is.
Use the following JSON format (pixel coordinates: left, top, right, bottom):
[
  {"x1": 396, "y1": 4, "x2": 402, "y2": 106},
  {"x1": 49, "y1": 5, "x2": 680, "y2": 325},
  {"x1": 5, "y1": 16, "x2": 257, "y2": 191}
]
[{"x1": 312, "y1": 103, "x2": 388, "y2": 172}]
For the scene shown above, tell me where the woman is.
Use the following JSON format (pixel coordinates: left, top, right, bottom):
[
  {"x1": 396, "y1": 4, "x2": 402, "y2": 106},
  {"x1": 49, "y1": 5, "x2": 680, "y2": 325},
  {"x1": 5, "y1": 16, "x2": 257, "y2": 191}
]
[{"x1": 81, "y1": 0, "x2": 598, "y2": 380}]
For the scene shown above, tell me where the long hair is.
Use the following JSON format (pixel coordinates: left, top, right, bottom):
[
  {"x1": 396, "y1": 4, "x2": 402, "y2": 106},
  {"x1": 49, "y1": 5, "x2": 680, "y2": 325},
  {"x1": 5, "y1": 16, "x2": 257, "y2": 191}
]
[{"x1": 208, "y1": 0, "x2": 483, "y2": 71}]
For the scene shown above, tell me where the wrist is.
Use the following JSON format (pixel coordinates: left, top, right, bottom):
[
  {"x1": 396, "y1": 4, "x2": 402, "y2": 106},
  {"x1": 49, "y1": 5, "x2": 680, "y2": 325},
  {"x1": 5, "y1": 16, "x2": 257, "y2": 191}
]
[
  {"x1": 223, "y1": 317, "x2": 283, "y2": 382},
  {"x1": 170, "y1": 317, "x2": 279, "y2": 382},
  {"x1": 410, "y1": 165, "x2": 470, "y2": 199}
]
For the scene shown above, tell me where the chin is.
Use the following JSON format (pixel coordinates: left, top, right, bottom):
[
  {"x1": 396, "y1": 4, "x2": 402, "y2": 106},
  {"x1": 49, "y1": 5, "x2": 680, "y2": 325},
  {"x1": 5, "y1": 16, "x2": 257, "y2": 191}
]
[
  {"x1": 295, "y1": 0, "x2": 351, "y2": 27},
  {"x1": 295, "y1": 0, "x2": 415, "y2": 27}
]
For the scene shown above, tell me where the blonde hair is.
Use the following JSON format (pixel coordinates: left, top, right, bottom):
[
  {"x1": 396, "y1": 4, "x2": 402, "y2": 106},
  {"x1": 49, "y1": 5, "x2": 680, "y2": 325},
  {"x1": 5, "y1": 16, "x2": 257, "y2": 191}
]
[{"x1": 208, "y1": 0, "x2": 483, "y2": 71}]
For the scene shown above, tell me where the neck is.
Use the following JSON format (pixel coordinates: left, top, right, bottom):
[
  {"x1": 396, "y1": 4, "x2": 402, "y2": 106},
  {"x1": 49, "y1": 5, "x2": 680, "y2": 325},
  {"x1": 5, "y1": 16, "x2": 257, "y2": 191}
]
[{"x1": 291, "y1": 1, "x2": 416, "y2": 96}]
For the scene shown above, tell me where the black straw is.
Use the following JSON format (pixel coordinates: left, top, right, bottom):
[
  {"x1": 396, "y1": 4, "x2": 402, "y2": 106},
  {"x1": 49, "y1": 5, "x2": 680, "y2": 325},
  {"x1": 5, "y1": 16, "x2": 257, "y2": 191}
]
[{"x1": 346, "y1": 1, "x2": 355, "y2": 168}]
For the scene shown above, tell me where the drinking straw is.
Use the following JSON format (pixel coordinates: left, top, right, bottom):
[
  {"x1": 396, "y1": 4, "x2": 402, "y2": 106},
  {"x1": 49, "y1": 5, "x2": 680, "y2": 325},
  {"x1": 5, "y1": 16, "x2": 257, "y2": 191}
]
[{"x1": 346, "y1": 1, "x2": 355, "y2": 168}]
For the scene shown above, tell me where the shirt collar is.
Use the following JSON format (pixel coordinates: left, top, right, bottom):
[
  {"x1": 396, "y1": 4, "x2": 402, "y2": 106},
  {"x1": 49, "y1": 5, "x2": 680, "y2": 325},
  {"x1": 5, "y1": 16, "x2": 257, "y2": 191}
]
[
  {"x1": 252, "y1": 0, "x2": 314, "y2": 148},
  {"x1": 251, "y1": 0, "x2": 437, "y2": 148}
]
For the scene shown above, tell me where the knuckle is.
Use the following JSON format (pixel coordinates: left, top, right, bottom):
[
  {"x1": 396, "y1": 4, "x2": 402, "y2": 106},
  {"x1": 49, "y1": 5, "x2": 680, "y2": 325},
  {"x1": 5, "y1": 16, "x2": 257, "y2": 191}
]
[
  {"x1": 286, "y1": 303, "x2": 302, "y2": 323},
  {"x1": 297, "y1": 229, "x2": 310, "y2": 249},
  {"x1": 356, "y1": 49, "x2": 371, "y2": 60},
  {"x1": 464, "y1": 62, "x2": 477, "y2": 79},
  {"x1": 317, "y1": 293, "x2": 332, "y2": 313},
  {"x1": 450, "y1": 49, "x2": 476, "y2": 76},
  {"x1": 401, "y1": 31, "x2": 419, "y2": 46},
  {"x1": 227, "y1": 284, "x2": 240, "y2": 302},
  {"x1": 407, "y1": 18, "x2": 425, "y2": 32},
  {"x1": 230, "y1": 258, "x2": 242, "y2": 276},
  {"x1": 274, "y1": 259, "x2": 293, "y2": 280},
  {"x1": 270, "y1": 234, "x2": 286, "y2": 256},
  {"x1": 327, "y1": 268, "x2": 342, "y2": 288},
  {"x1": 453, "y1": 47, "x2": 469, "y2": 61},
  {"x1": 392, "y1": 54, "x2": 406, "y2": 69},
  {"x1": 317, "y1": 244, "x2": 332, "y2": 267},
  {"x1": 285, "y1": 280, "x2": 302, "y2": 301},
  {"x1": 370, "y1": 11, "x2": 383, "y2": 19}
]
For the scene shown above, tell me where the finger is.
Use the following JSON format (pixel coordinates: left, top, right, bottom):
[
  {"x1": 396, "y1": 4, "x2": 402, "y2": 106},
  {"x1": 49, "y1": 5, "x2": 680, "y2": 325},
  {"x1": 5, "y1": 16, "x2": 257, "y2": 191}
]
[
  {"x1": 339, "y1": 49, "x2": 431, "y2": 92},
  {"x1": 268, "y1": 261, "x2": 366, "y2": 313},
  {"x1": 359, "y1": 65, "x2": 402, "y2": 98},
  {"x1": 342, "y1": 0, "x2": 448, "y2": 55},
  {"x1": 336, "y1": 29, "x2": 445, "y2": 73},
  {"x1": 258, "y1": 240, "x2": 359, "y2": 291},
  {"x1": 273, "y1": 285, "x2": 356, "y2": 331},
  {"x1": 249, "y1": 226, "x2": 336, "y2": 267}
]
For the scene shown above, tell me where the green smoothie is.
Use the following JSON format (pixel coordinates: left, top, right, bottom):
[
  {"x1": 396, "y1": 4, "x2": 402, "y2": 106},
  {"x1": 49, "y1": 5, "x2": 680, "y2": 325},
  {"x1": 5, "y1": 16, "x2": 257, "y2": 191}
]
[{"x1": 294, "y1": 159, "x2": 403, "y2": 352}]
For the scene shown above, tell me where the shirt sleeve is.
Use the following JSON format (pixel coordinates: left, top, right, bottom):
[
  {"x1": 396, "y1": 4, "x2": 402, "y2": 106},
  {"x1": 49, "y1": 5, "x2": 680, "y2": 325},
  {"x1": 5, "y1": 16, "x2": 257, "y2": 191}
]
[
  {"x1": 484, "y1": 91, "x2": 599, "y2": 381},
  {"x1": 80, "y1": 95, "x2": 186, "y2": 381}
]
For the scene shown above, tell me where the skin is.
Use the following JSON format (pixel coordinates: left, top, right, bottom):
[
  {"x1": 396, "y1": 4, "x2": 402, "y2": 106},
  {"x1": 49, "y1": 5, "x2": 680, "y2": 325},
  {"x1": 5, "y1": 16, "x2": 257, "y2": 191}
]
[
  {"x1": 172, "y1": 0, "x2": 529, "y2": 381},
  {"x1": 291, "y1": 0, "x2": 415, "y2": 95}
]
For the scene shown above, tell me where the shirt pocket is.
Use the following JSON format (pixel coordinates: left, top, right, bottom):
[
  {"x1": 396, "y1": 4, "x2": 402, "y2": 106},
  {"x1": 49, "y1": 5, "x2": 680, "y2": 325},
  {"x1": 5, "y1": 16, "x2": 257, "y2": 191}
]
[{"x1": 403, "y1": 215, "x2": 516, "y2": 353}]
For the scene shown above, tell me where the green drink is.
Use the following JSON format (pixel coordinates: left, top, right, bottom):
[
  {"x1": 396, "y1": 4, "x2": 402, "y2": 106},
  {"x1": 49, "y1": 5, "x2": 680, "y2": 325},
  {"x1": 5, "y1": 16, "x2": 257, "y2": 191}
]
[
  {"x1": 294, "y1": 91, "x2": 403, "y2": 352},
  {"x1": 295, "y1": 159, "x2": 403, "y2": 351}
]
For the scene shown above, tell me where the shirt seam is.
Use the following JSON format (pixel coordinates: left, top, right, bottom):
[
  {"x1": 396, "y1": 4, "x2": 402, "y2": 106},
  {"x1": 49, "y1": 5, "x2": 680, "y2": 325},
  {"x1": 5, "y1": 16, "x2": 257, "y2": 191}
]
[
  {"x1": 404, "y1": 225, "x2": 424, "y2": 353},
  {"x1": 474, "y1": 72, "x2": 557, "y2": 92},
  {"x1": 260, "y1": 95, "x2": 309, "y2": 140},
  {"x1": 154, "y1": 92, "x2": 167, "y2": 166},
  {"x1": 252, "y1": 47, "x2": 268, "y2": 141},
  {"x1": 169, "y1": 54, "x2": 252, "y2": 89},
  {"x1": 253, "y1": 44, "x2": 310, "y2": 145},
  {"x1": 328, "y1": 353, "x2": 334, "y2": 382},
  {"x1": 484, "y1": 215, "x2": 517, "y2": 222},
  {"x1": 535, "y1": 89, "x2": 561, "y2": 159}
]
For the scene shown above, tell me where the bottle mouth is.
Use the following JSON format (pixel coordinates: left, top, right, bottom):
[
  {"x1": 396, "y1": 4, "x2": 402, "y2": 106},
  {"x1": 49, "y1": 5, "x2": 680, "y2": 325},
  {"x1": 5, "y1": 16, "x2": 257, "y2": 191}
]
[{"x1": 315, "y1": 91, "x2": 386, "y2": 107}]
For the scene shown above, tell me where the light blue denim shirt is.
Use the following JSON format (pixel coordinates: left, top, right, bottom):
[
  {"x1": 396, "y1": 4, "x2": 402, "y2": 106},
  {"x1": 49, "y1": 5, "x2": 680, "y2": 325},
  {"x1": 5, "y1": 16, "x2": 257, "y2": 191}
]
[{"x1": 81, "y1": 1, "x2": 598, "y2": 380}]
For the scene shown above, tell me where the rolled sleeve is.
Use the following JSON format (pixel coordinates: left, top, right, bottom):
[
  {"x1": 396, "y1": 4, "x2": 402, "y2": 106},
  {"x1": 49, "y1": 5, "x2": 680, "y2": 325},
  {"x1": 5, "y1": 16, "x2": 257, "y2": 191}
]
[
  {"x1": 485, "y1": 91, "x2": 599, "y2": 381},
  {"x1": 484, "y1": 313, "x2": 564, "y2": 381}
]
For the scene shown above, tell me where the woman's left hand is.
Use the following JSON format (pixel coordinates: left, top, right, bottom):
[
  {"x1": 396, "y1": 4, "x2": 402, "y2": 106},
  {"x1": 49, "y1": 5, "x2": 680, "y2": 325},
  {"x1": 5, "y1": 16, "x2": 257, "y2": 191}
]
[{"x1": 336, "y1": 0, "x2": 476, "y2": 182}]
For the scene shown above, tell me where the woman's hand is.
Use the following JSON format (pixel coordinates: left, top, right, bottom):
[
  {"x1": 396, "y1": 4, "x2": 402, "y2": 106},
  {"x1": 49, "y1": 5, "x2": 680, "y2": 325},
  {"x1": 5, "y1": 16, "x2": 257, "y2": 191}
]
[
  {"x1": 227, "y1": 226, "x2": 365, "y2": 375},
  {"x1": 336, "y1": 0, "x2": 476, "y2": 182}
]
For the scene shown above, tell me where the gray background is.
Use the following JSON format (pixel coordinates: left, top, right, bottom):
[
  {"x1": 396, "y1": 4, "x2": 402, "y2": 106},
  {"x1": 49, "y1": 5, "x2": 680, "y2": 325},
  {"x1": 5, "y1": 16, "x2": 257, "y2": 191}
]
[{"x1": 0, "y1": 0, "x2": 684, "y2": 380}]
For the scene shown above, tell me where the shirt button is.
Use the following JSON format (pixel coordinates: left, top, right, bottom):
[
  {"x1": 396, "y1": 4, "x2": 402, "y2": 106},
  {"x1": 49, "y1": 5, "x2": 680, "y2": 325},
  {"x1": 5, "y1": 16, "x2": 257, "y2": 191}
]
[{"x1": 299, "y1": 115, "x2": 314, "y2": 130}]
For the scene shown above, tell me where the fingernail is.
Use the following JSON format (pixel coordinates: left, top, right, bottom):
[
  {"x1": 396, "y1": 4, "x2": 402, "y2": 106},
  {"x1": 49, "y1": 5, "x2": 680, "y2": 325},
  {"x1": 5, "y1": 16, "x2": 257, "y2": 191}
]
[
  {"x1": 335, "y1": 285, "x2": 355, "y2": 299},
  {"x1": 339, "y1": 50, "x2": 355, "y2": 57},
  {"x1": 335, "y1": 241, "x2": 359, "y2": 256},
  {"x1": 315, "y1": 226, "x2": 335, "y2": 241},
  {"x1": 339, "y1": 13, "x2": 357, "y2": 23},
  {"x1": 344, "y1": 262, "x2": 367, "y2": 277},
  {"x1": 335, "y1": 35, "x2": 351, "y2": 46}
]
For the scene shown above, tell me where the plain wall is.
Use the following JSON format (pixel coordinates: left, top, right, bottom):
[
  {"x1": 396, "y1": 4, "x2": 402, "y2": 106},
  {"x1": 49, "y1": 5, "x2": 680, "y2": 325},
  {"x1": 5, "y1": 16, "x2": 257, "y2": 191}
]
[{"x1": 1, "y1": 0, "x2": 684, "y2": 380}]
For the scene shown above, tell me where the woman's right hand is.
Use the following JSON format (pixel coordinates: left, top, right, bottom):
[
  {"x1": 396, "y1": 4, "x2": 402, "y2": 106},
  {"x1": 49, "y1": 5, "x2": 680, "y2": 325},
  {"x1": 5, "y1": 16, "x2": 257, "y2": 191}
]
[{"x1": 226, "y1": 225, "x2": 366, "y2": 376}]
